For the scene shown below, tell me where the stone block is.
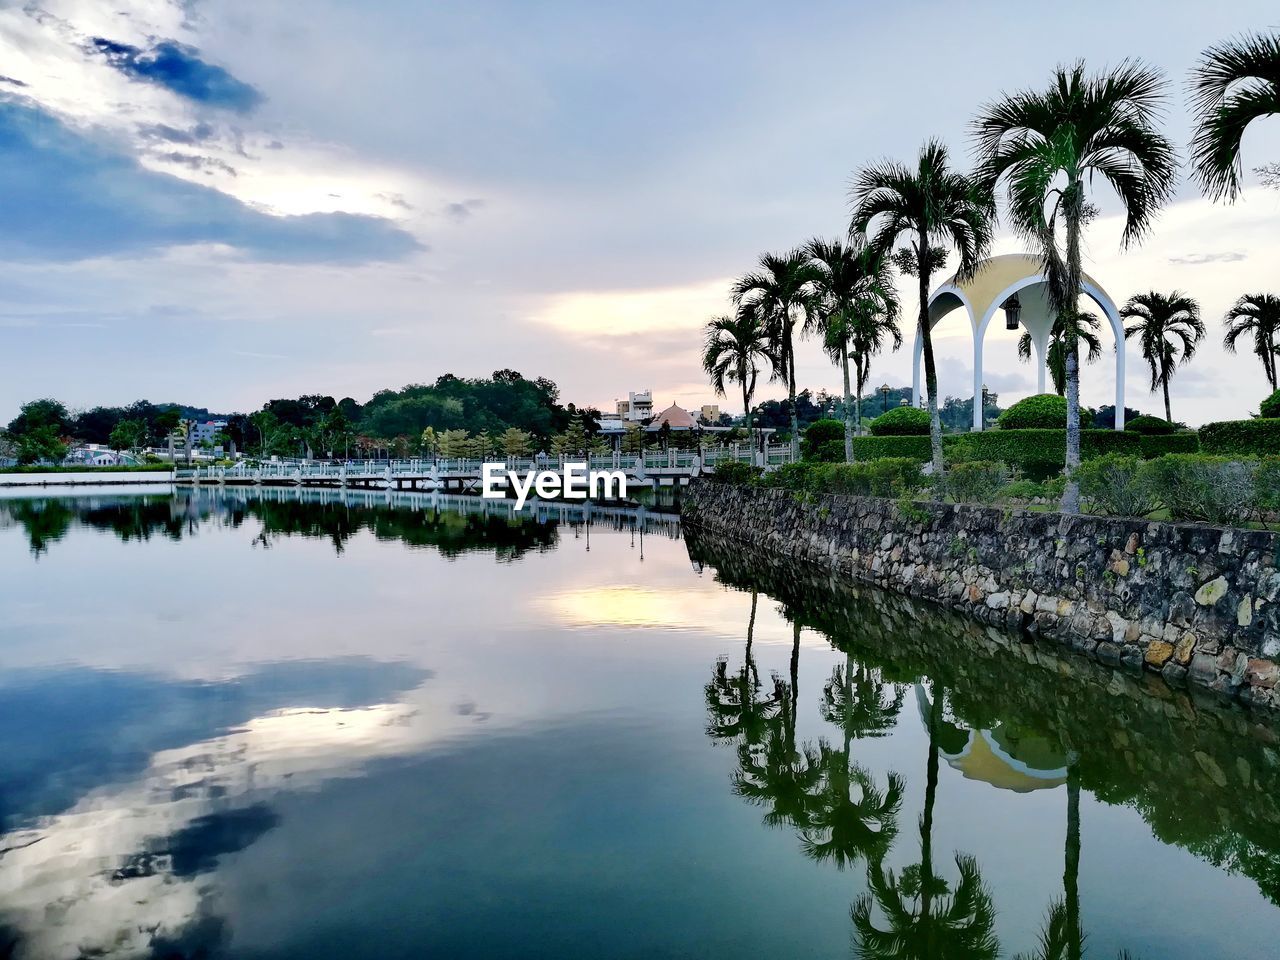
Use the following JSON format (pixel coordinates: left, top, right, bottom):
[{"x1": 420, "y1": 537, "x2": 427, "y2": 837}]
[{"x1": 1144, "y1": 641, "x2": 1174, "y2": 668}]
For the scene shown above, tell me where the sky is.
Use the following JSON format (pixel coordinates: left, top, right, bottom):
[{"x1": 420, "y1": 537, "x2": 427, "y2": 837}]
[{"x1": 1, "y1": 0, "x2": 1278, "y2": 427}]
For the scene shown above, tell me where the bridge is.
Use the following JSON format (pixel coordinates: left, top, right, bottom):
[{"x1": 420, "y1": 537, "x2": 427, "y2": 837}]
[{"x1": 174, "y1": 445, "x2": 793, "y2": 490}]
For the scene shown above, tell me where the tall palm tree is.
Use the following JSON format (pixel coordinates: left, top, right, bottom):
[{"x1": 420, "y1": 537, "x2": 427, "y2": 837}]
[
  {"x1": 702, "y1": 307, "x2": 777, "y2": 421},
  {"x1": 850, "y1": 140, "x2": 993, "y2": 478},
  {"x1": 1018, "y1": 311, "x2": 1103, "y2": 396},
  {"x1": 973, "y1": 61, "x2": 1176, "y2": 514},
  {"x1": 732, "y1": 250, "x2": 819, "y2": 456},
  {"x1": 1120, "y1": 291, "x2": 1205, "y2": 423},
  {"x1": 1223, "y1": 293, "x2": 1280, "y2": 390},
  {"x1": 851, "y1": 683, "x2": 1000, "y2": 960},
  {"x1": 705, "y1": 591, "x2": 781, "y2": 748},
  {"x1": 1189, "y1": 32, "x2": 1280, "y2": 201},
  {"x1": 806, "y1": 238, "x2": 901, "y2": 461}
]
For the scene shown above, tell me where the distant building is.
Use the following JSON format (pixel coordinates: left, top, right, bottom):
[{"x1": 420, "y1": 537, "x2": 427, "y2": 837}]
[
  {"x1": 190, "y1": 420, "x2": 228, "y2": 447},
  {"x1": 645, "y1": 404, "x2": 698, "y2": 431},
  {"x1": 615, "y1": 391, "x2": 653, "y2": 422},
  {"x1": 699, "y1": 404, "x2": 720, "y2": 423}
]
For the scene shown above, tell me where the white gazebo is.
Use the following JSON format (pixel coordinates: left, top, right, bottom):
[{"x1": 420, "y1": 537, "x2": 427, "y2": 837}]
[{"x1": 913, "y1": 253, "x2": 1126, "y2": 430}]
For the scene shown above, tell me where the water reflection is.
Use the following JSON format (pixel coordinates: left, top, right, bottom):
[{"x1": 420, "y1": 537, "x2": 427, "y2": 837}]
[{"x1": 688, "y1": 527, "x2": 1280, "y2": 958}]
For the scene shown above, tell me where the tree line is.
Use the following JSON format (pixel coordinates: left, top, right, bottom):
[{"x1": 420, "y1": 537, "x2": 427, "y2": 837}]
[{"x1": 703, "y1": 33, "x2": 1280, "y2": 515}]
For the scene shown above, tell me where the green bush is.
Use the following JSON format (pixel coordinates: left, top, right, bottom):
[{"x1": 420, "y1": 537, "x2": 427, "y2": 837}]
[
  {"x1": 1136, "y1": 432, "x2": 1199, "y2": 457},
  {"x1": 946, "y1": 461, "x2": 1008, "y2": 503},
  {"x1": 997, "y1": 394, "x2": 1068, "y2": 429},
  {"x1": 851, "y1": 435, "x2": 931, "y2": 462},
  {"x1": 821, "y1": 458, "x2": 928, "y2": 498},
  {"x1": 1124, "y1": 415, "x2": 1175, "y2": 435},
  {"x1": 802, "y1": 419, "x2": 846, "y2": 461},
  {"x1": 1076, "y1": 455, "x2": 1161, "y2": 517},
  {"x1": 947, "y1": 429, "x2": 1141, "y2": 480},
  {"x1": 1146, "y1": 454, "x2": 1255, "y2": 525},
  {"x1": 869, "y1": 406, "x2": 930, "y2": 436},
  {"x1": 710, "y1": 460, "x2": 760, "y2": 484},
  {"x1": 1199, "y1": 419, "x2": 1280, "y2": 457},
  {"x1": 1255, "y1": 457, "x2": 1280, "y2": 514},
  {"x1": 998, "y1": 478, "x2": 1049, "y2": 502},
  {"x1": 758, "y1": 461, "x2": 818, "y2": 492},
  {"x1": 1260, "y1": 390, "x2": 1280, "y2": 419}
]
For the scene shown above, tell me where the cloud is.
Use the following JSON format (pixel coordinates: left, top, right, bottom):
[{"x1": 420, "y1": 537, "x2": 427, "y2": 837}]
[
  {"x1": 1167, "y1": 252, "x2": 1248, "y2": 266},
  {"x1": 89, "y1": 37, "x2": 263, "y2": 113},
  {"x1": 0, "y1": 97, "x2": 422, "y2": 264},
  {"x1": 443, "y1": 198, "x2": 485, "y2": 222},
  {"x1": 138, "y1": 121, "x2": 215, "y2": 145},
  {"x1": 0, "y1": 75, "x2": 27, "y2": 87}
]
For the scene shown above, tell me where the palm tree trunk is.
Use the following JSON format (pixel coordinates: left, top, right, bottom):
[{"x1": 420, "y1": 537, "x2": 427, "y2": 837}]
[
  {"x1": 1065, "y1": 762, "x2": 1082, "y2": 960},
  {"x1": 918, "y1": 261, "x2": 945, "y2": 478},
  {"x1": 787, "y1": 323, "x2": 799, "y2": 459},
  {"x1": 746, "y1": 590, "x2": 759, "y2": 685},
  {"x1": 921, "y1": 684, "x2": 941, "y2": 925},
  {"x1": 1163, "y1": 374, "x2": 1172, "y2": 424},
  {"x1": 789, "y1": 620, "x2": 800, "y2": 747},
  {"x1": 1060, "y1": 175, "x2": 1084, "y2": 515},
  {"x1": 841, "y1": 346, "x2": 854, "y2": 463}
]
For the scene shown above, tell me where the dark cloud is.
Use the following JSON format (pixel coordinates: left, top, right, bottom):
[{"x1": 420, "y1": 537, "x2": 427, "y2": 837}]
[
  {"x1": 89, "y1": 36, "x2": 263, "y2": 113},
  {"x1": 138, "y1": 121, "x2": 215, "y2": 144},
  {"x1": 443, "y1": 197, "x2": 485, "y2": 222},
  {"x1": 0, "y1": 98, "x2": 423, "y2": 264},
  {"x1": 378, "y1": 191, "x2": 414, "y2": 211},
  {"x1": 0, "y1": 76, "x2": 27, "y2": 88},
  {"x1": 1168, "y1": 252, "x2": 1247, "y2": 266},
  {"x1": 157, "y1": 151, "x2": 238, "y2": 176}
]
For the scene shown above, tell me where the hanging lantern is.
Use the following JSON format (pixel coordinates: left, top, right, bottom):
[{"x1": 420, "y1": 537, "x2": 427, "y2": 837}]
[{"x1": 1003, "y1": 293, "x2": 1022, "y2": 330}]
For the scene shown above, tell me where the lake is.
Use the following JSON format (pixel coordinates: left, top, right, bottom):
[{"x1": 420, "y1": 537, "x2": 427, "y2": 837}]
[{"x1": 1, "y1": 487, "x2": 1278, "y2": 959}]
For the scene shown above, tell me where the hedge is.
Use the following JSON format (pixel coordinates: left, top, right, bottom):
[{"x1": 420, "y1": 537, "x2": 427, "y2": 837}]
[
  {"x1": 869, "y1": 406, "x2": 930, "y2": 436},
  {"x1": 1136, "y1": 432, "x2": 1199, "y2": 457},
  {"x1": 1124, "y1": 415, "x2": 1175, "y2": 435},
  {"x1": 998, "y1": 394, "x2": 1067, "y2": 429},
  {"x1": 1260, "y1": 390, "x2": 1280, "y2": 419},
  {"x1": 850, "y1": 435, "x2": 932, "y2": 461},
  {"x1": 947, "y1": 429, "x2": 1142, "y2": 479},
  {"x1": 1199, "y1": 419, "x2": 1280, "y2": 457},
  {"x1": 801, "y1": 419, "x2": 846, "y2": 461}
]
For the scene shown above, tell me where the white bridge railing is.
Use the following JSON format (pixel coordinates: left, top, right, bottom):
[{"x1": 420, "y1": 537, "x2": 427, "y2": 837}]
[{"x1": 174, "y1": 444, "x2": 793, "y2": 484}]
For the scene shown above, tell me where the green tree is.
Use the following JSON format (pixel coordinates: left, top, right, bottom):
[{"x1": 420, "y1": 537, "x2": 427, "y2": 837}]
[
  {"x1": 621, "y1": 423, "x2": 645, "y2": 456},
  {"x1": 420, "y1": 426, "x2": 439, "y2": 457},
  {"x1": 974, "y1": 61, "x2": 1176, "y2": 513},
  {"x1": 1223, "y1": 293, "x2": 1280, "y2": 390},
  {"x1": 6, "y1": 398, "x2": 71, "y2": 437},
  {"x1": 249, "y1": 410, "x2": 279, "y2": 455},
  {"x1": 108, "y1": 419, "x2": 147, "y2": 453},
  {"x1": 1189, "y1": 32, "x2": 1280, "y2": 201},
  {"x1": 552, "y1": 416, "x2": 591, "y2": 457},
  {"x1": 807, "y1": 237, "x2": 900, "y2": 462},
  {"x1": 437, "y1": 429, "x2": 471, "y2": 458},
  {"x1": 1121, "y1": 291, "x2": 1205, "y2": 423},
  {"x1": 702, "y1": 305, "x2": 776, "y2": 421},
  {"x1": 732, "y1": 250, "x2": 819, "y2": 456},
  {"x1": 500, "y1": 426, "x2": 533, "y2": 457},
  {"x1": 851, "y1": 140, "x2": 993, "y2": 478},
  {"x1": 16, "y1": 425, "x2": 68, "y2": 465}
]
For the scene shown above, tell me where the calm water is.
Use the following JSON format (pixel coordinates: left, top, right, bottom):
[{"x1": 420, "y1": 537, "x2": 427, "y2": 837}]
[{"x1": 2, "y1": 487, "x2": 1279, "y2": 959}]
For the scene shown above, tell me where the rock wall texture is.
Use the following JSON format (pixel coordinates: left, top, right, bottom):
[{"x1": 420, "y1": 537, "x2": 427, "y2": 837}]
[{"x1": 682, "y1": 482, "x2": 1280, "y2": 710}]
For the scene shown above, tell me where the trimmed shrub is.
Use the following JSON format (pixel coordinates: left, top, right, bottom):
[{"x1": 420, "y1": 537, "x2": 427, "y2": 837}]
[
  {"x1": 851, "y1": 435, "x2": 931, "y2": 462},
  {"x1": 1146, "y1": 454, "x2": 1255, "y2": 525},
  {"x1": 710, "y1": 460, "x2": 760, "y2": 484},
  {"x1": 869, "y1": 406, "x2": 930, "y2": 436},
  {"x1": 997, "y1": 394, "x2": 1067, "y2": 429},
  {"x1": 1076, "y1": 455, "x2": 1161, "y2": 517},
  {"x1": 998, "y1": 478, "x2": 1049, "y2": 502},
  {"x1": 1124, "y1": 415, "x2": 1175, "y2": 435},
  {"x1": 1136, "y1": 432, "x2": 1199, "y2": 458},
  {"x1": 758, "y1": 461, "x2": 818, "y2": 492},
  {"x1": 802, "y1": 419, "x2": 846, "y2": 461},
  {"x1": 946, "y1": 461, "x2": 1008, "y2": 503},
  {"x1": 1199, "y1": 419, "x2": 1280, "y2": 457},
  {"x1": 1260, "y1": 390, "x2": 1280, "y2": 420},
  {"x1": 947, "y1": 429, "x2": 1141, "y2": 480}
]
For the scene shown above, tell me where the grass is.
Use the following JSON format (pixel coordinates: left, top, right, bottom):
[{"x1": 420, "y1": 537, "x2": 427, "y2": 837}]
[{"x1": 0, "y1": 463, "x2": 176, "y2": 474}]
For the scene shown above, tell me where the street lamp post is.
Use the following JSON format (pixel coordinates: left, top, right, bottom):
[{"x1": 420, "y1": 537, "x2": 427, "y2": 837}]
[{"x1": 879, "y1": 382, "x2": 891, "y2": 415}]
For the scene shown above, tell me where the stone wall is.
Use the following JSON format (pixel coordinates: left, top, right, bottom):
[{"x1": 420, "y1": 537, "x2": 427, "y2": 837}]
[{"x1": 682, "y1": 482, "x2": 1280, "y2": 710}]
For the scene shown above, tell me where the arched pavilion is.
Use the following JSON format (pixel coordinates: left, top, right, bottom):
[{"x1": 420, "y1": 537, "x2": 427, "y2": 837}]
[{"x1": 912, "y1": 253, "x2": 1126, "y2": 430}]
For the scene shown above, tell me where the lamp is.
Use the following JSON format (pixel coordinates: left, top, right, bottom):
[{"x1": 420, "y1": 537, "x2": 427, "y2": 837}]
[
  {"x1": 879, "y1": 382, "x2": 891, "y2": 414},
  {"x1": 1003, "y1": 293, "x2": 1022, "y2": 330}
]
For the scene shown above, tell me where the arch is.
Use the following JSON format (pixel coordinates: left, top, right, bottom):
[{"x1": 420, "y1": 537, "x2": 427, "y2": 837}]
[{"x1": 912, "y1": 254, "x2": 1127, "y2": 431}]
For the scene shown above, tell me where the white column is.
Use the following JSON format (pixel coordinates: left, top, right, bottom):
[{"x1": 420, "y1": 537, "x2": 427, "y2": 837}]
[
  {"x1": 973, "y1": 331, "x2": 984, "y2": 431},
  {"x1": 911, "y1": 326, "x2": 923, "y2": 408},
  {"x1": 1036, "y1": 343, "x2": 1047, "y2": 394},
  {"x1": 1114, "y1": 343, "x2": 1126, "y2": 430}
]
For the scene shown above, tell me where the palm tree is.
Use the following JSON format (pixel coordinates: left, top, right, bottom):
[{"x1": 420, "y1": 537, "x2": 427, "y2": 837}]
[
  {"x1": 1018, "y1": 311, "x2": 1103, "y2": 396},
  {"x1": 1120, "y1": 291, "x2": 1205, "y2": 423},
  {"x1": 850, "y1": 140, "x2": 993, "y2": 478},
  {"x1": 1189, "y1": 32, "x2": 1280, "y2": 201},
  {"x1": 974, "y1": 62, "x2": 1176, "y2": 514},
  {"x1": 702, "y1": 306, "x2": 777, "y2": 422},
  {"x1": 732, "y1": 250, "x2": 819, "y2": 456},
  {"x1": 806, "y1": 238, "x2": 901, "y2": 461},
  {"x1": 705, "y1": 591, "x2": 781, "y2": 748},
  {"x1": 851, "y1": 683, "x2": 1000, "y2": 960},
  {"x1": 1223, "y1": 293, "x2": 1280, "y2": 390}
]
